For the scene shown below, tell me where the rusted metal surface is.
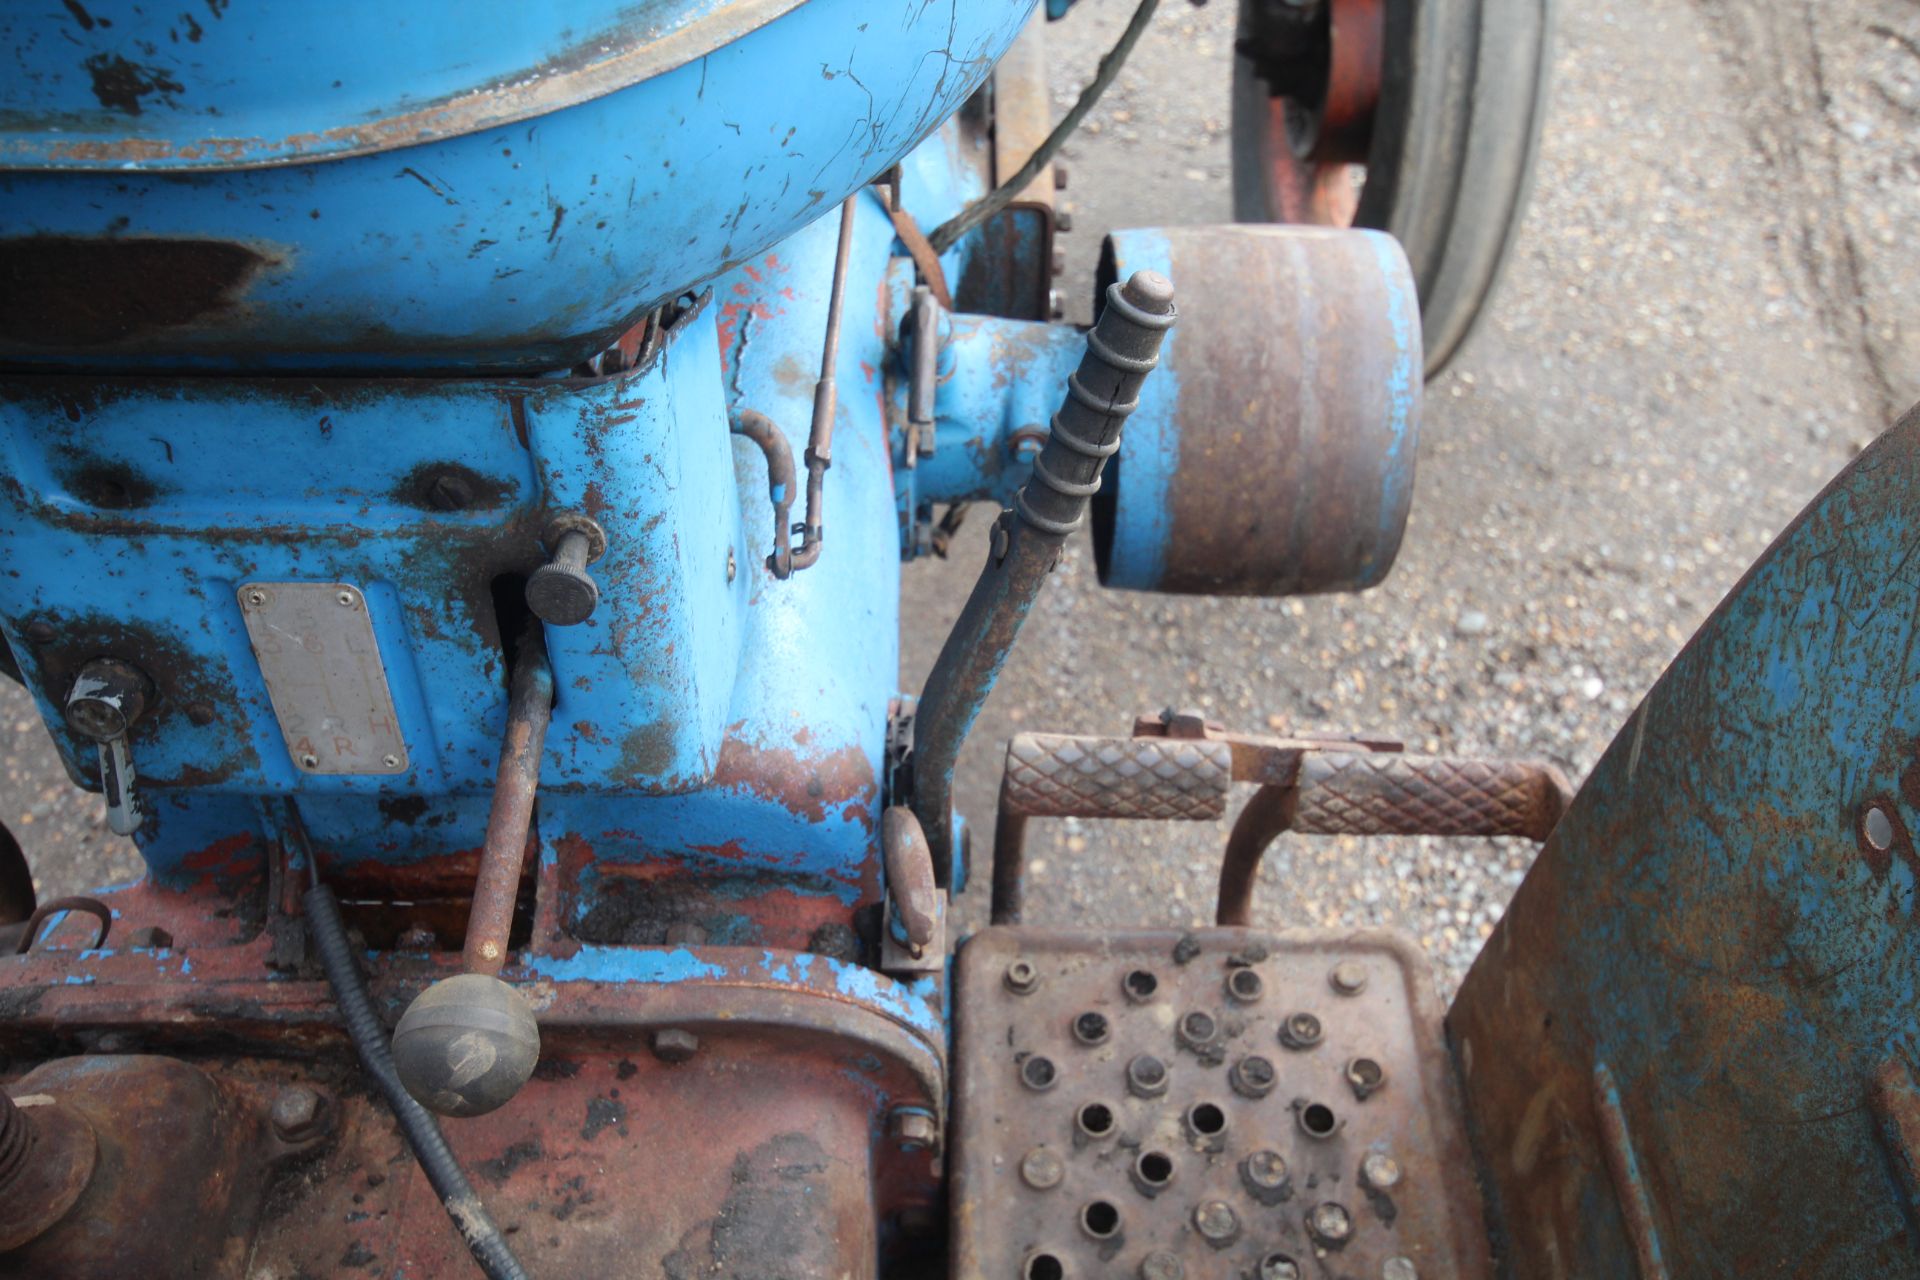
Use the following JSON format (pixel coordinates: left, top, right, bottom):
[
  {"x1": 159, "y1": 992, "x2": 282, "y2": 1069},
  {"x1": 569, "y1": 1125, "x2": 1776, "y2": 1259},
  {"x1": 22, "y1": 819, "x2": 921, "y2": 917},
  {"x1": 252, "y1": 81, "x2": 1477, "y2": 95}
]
[
  {"x1": 0, "y1": 1055, "x2": 313, "y2": 1278},
  {"x1": 950, "y1": 926, "x2": 1492, "y2": 1279},
  {"x1": 0, "y1": 952, "x2": 943, "y2": 1276},
  {"x1": 993, "y1": 731, "x2": 1233, "y2": 923},
  {"x1": 1218, "y1": 754, "x2": 1568, "y2": 927},
  {"x1": 1001, "y1": 733, "x2": 1236, "y2": 821},
  {"x1": 464, "y1": 628, "x2": 554, "y2": 976},
  {"x1": 881, "y1": 806, "x2": 939, "y2": 955},
  {"x1": 1311, "y1": 0, "x2": 1386, "y2": 164},
  {"x1": 1292, "y1": 752, "x2": 1572, "y2": 838},
  {"x1": 912, "y1": 273, "x2": 1177, "y2": 881},
  {"x1": 1448, "y1": 407, "x2": 1920, "y2": 1278},
  {"x1": 1593, "y1": 1061, "x2": 1671, "y2": 1280},
  {"x1": 0, "y1": 1090, "x2": 95, "y2": 1253},
  {"x1": 1872, "y1": 1060, "x2": 1920, "y2": 1220},
  {"x1": 1093, "y1": 226, "x2": 1420, "y2": 597}
]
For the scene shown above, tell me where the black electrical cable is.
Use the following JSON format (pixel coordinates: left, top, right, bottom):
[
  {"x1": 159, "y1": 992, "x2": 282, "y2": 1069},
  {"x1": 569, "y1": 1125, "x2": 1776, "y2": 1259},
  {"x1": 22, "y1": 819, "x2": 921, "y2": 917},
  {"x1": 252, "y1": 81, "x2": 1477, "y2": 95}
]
[
  {"x1": 304, "y1": 882, "x2": 530, "y2": 1280},
  {"x1": 925, "y1": 0, "x2": 1161, "y2": 255}
]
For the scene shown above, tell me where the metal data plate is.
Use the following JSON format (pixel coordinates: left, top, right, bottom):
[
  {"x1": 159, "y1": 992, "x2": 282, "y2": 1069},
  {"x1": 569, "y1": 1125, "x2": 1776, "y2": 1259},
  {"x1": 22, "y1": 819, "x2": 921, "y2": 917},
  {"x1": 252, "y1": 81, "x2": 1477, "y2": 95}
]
[
  {"x1": 951, "y1": 927, "x2": 1492, "y2": 1280},
  {"x1": 238, "y1": 582, "x2": 408, "y2": 775}
]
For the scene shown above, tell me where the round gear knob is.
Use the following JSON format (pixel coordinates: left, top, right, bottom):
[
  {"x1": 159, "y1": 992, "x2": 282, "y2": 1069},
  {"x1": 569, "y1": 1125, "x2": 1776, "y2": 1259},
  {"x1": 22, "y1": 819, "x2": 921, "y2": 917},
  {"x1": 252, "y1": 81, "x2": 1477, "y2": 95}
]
[
  {"x1": 524, "y1": 515, "x2": 607, "y2": 626},
  {"x1": 392, "y1": 973, "x2": 541, "y2": 1117}
]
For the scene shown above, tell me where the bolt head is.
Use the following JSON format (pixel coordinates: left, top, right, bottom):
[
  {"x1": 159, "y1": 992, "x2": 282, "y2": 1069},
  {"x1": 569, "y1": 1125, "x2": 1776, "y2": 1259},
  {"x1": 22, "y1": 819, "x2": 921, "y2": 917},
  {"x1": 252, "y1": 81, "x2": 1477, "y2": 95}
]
[
  {"x1": 1362, "y1": 1151, "x2": 1403, "y2": 1190},
  {"x1": 1019, "y1": 1145, "x2": 1065, "y2": 1190},
  {"x1": 1307, "y1": 1201, "x2": 1353, "y2": 1246},
  {"x1": 651, "y1": 1028, "x2": 699, "y2": 1064},
  {"x1": 1243, "y1": 1149, "x2": 1289, "y2": 1189},
  {"x1": 1330, "y1": 960, "x2": 1369, "y2": 995},
  {"x1": 1139, "y1": 1252, "x2": 1184, "y2": 1280},
  {"x1": 1280, "y1": 1010, "x2": 1324, "y2": 1050},
  {"x1": 890, "y1": 1109, "x2": 938, "y2": 1151},
  {"x1": 1259, "y1": 1255, "x2": 1302, "y2": 1280},
  {"x1": 1383, "y1": 1257, "x2": 1419, "y2": 1280},
  {"x1": 335, "y1": 590, "x2": 356, "y2": 608},
  {"x1": 270, "y1": 1085, "x2": 324, "y2": 1140},
  {"x1": 1192, "y1": 1199, "x2": 1239, "y2": 1245}
]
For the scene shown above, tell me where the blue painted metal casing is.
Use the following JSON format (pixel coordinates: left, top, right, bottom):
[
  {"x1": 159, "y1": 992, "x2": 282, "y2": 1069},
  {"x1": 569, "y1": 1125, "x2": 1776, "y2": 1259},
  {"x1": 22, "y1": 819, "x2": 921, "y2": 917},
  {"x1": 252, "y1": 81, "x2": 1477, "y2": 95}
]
[{"x1": 0, "y1": 0, "x2": 1036, "y2": 372}]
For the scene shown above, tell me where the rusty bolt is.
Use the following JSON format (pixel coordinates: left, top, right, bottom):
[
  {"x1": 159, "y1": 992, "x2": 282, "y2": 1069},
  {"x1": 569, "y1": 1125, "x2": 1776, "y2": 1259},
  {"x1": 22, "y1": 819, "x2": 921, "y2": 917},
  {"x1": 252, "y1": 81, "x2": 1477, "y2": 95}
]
[
  {"x1": 1053, "y1": 164, "x2": 1070, "y2": 190},
  {"x1": 1019, "y1": 1145, "x2": 1065, "y2": 1190},
  {"x1": 1329, "y1": 960, "x2": 1370, "y2": 995},
  {"x1": 427, "y1": 472, "x2": 473, "y2": 511},
  {"x1": 1361, "y1": 1151, "x2": 1403, "y2": 1191},
  {"x1": 1383, "y1": 1257, "x2": 1419, "y2": 1280},
  {"x1": 1139, "y1": 1252, "x2": 1184, "y2": 1280},
  {"x1": 1004, "y1": 958, "x2": 1040, "y2": 994},
  {"x1": 1176, "y1": 1009, "x2": 1219, "y2": 1050},
  {"x1": 1051, "y1": 249, "x2": 1066, "y2": 278},
  {"x1": 23, "y1": 619, "x2": 55, "y2": 644},
  {"x1": 184, "y1": 701, "x2": 217, "y2": 727},
  {"x1": 1258, "y1": 1255, "x2": 1302, "y2": 1280},
  {"x1": 1306, "y1": 1201, "x2": 1353, "y2": 1248},
  {"x1": 889, "y1": 1108, "x2": 937, "y2": 1152},
  {"x1": 651, "y1": 1029, "x2": 699, "y2": 1064},
  {"x1": 1192, "y1": 1199, "x2": 1240, "y2": 1247},
  {"x1": 1242, "y1": 1150, "x2": 1291, "y2": 1204},
  {"x1": 270, "y1": 1085, "x2": 325, "y2": 1141},
  {"x1": 1056, "y1": 210, "x2": 1074, "y2": 233},
  {"x1": 124, "y1": 926, "x2": 173, "y2": 949}
]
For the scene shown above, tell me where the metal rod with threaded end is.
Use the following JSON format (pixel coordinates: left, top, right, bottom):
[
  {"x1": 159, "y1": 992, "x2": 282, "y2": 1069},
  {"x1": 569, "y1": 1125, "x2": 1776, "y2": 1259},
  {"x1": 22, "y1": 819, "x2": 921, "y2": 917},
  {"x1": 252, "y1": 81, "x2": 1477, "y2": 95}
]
[{"x1": 911, "y1": 270, "x2": 1176, "y2": 880}]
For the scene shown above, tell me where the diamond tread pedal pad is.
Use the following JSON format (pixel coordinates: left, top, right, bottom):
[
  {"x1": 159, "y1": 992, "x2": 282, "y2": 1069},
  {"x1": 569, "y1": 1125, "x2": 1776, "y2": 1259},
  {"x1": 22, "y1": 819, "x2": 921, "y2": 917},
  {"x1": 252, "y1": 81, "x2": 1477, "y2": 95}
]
[{"x1": 950, "y1": 928, "x2": 1491, "y2": 1279}]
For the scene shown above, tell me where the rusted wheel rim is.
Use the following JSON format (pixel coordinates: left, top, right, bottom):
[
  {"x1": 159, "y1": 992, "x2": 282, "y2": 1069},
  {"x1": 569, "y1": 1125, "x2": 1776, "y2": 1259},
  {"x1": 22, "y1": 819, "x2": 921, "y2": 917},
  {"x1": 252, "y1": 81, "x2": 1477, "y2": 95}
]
[{"x1": 1257, "y1": 0, "x2": 1384, "y2": 226}]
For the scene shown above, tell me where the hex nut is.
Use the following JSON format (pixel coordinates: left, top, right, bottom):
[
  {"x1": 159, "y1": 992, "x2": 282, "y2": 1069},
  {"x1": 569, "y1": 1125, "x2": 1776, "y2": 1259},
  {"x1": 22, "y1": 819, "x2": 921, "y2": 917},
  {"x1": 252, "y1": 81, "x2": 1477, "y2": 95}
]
[
  {"x1": 270, "y1": 1085, "x2": 325, "y2": 1141},
  {"x1": 652, "y1": 1028, "x2": 700, "y2": 1063},
  {"x1": 890, "y1": 1109, "x2": 938, "y2": 1152}
]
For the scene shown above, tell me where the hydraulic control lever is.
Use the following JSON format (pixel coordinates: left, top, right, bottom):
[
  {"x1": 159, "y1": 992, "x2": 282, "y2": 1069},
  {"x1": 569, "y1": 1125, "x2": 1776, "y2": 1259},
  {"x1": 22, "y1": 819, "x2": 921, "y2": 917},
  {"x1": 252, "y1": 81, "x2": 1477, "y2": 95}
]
[{"x1": 64, "y1": 658, "x2": 154, "y2": 837}]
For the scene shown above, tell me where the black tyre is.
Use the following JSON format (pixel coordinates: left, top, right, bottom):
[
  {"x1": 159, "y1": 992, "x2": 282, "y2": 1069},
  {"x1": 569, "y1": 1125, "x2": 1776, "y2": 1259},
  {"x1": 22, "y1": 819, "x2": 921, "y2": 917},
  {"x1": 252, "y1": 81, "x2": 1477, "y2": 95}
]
[{"x1": 1232, "y1": 0, "x2": 1554, "y2": 374}]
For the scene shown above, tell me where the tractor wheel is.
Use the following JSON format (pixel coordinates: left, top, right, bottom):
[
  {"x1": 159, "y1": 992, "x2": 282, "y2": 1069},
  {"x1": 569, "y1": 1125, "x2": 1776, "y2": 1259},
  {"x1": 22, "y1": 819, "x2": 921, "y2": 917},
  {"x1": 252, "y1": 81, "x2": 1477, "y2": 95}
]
[{"x1": 1231, "y1": 0, "x2": 1554, "y2": 374}]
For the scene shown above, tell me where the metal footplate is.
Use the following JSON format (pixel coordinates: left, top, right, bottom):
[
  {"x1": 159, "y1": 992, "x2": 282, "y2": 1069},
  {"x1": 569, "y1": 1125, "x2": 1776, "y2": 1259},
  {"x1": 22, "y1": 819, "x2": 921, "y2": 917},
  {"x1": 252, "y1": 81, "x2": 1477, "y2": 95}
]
[{"x1": 951, "y1": 928, "x2": 1492, "y2": 1280}]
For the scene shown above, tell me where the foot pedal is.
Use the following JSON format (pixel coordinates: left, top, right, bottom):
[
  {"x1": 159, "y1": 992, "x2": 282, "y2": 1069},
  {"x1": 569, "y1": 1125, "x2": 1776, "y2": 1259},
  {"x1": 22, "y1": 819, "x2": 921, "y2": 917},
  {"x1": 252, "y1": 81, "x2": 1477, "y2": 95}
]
[{"x1": 951, "y1": 928, "x2": 1491, "y2": 1279}]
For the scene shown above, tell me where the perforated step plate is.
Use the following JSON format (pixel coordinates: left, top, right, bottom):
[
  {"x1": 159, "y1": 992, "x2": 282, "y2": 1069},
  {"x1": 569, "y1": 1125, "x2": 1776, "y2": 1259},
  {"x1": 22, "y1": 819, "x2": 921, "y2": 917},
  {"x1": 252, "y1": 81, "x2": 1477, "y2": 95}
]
[{"x1": 950, "y1": 928, "x2": 1491, "y2": 1280}]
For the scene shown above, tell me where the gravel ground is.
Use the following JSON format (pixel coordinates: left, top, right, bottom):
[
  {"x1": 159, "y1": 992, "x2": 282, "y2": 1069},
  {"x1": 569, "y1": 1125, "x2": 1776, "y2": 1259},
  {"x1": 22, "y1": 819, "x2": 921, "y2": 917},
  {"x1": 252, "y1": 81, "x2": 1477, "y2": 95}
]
[{"x1": 7, "y1": 0, "x2": 1918, "y2": 995}]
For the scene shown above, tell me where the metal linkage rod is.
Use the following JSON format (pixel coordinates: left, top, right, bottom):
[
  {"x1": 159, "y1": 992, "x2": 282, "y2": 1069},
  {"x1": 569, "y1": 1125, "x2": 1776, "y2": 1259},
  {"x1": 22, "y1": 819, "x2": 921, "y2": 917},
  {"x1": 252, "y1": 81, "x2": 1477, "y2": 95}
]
[
  {"x1": 785, "y1": 193, "x2": 859, "y2": 576},
  {"x1": 463, "y1": 621, "x2": 555, "y2": 974},
  {"x1": 911, "y1": 270, "x2": 1176, "y2": 878}
]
